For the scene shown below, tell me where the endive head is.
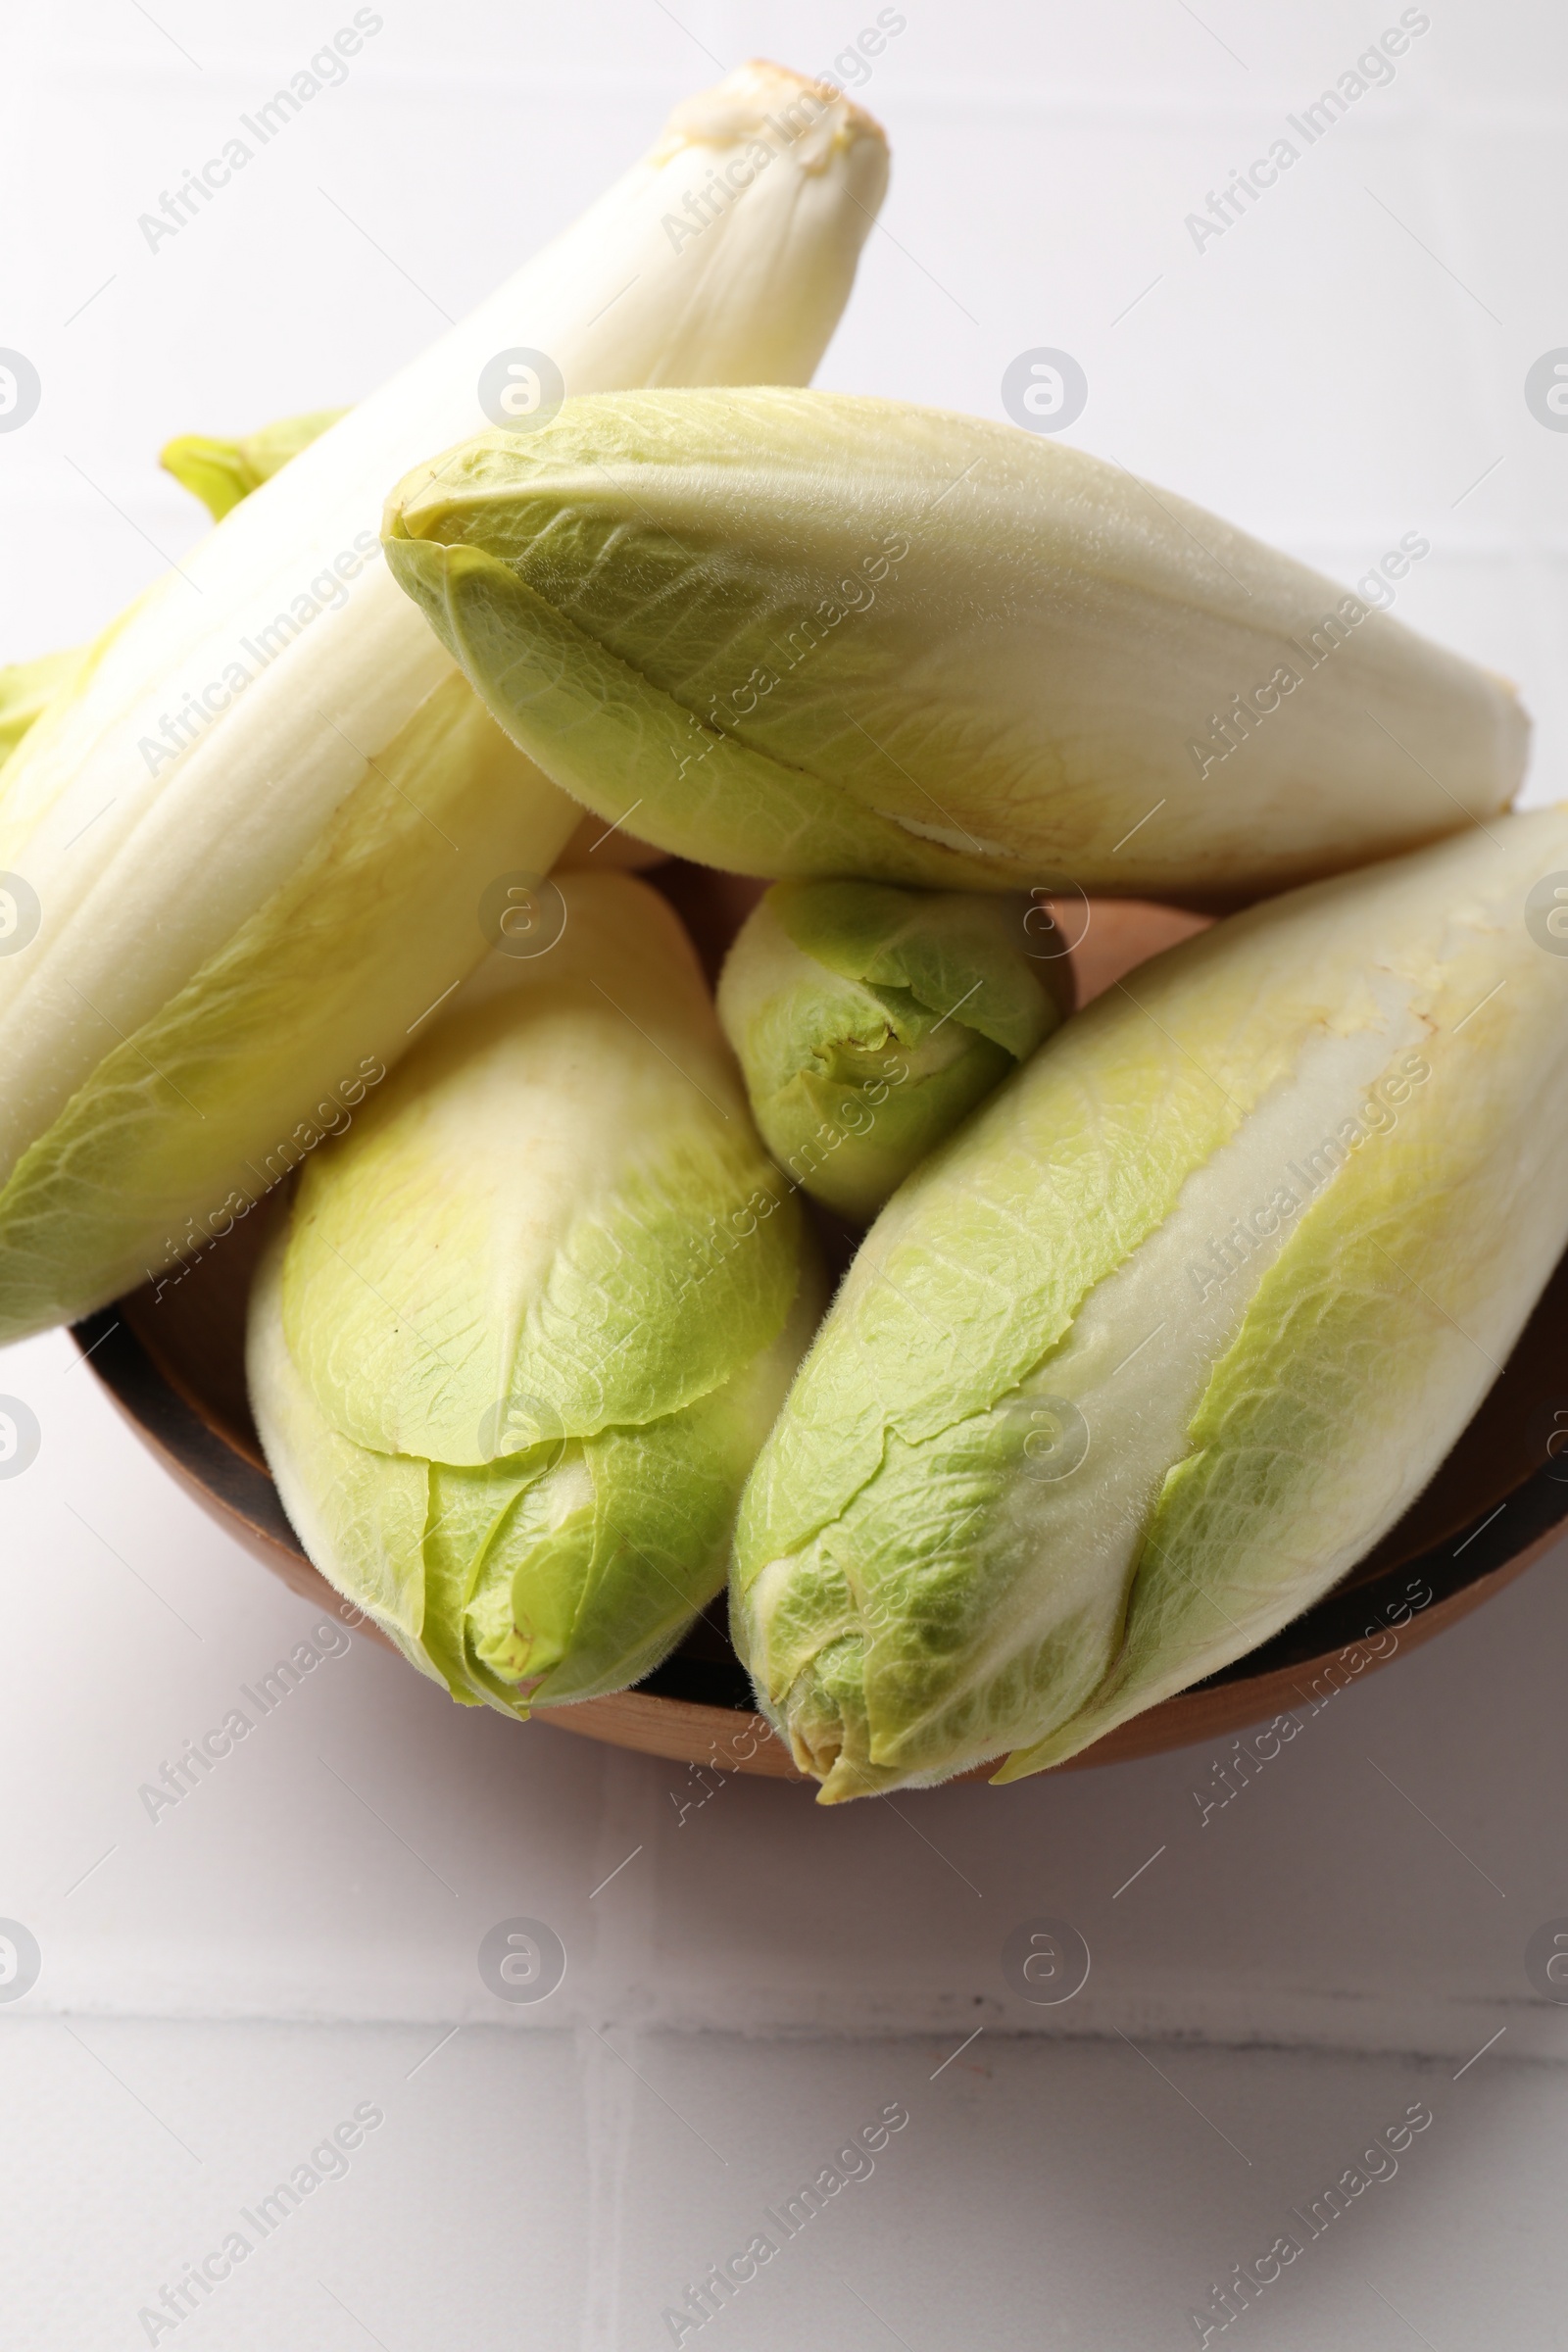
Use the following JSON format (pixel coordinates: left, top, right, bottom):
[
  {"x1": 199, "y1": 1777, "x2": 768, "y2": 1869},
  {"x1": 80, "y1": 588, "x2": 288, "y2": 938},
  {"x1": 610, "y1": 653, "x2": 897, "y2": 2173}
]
[
  {"x1": 247, "y1": 871, "x2": 821, "y2": 1711},
  {"x1": 732, "y1": 808, "x2": 1568, "y2": 1798},
  {"x1": 382, "y1": 388, "x2": 1527, "y2": 904},
  {"x1": 716, "y1": 880, "x2": 1072, "y2": 1219}
]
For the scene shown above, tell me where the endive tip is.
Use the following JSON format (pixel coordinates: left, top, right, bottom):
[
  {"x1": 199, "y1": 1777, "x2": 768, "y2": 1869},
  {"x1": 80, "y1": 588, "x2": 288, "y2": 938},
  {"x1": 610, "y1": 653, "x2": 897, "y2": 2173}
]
[
  {"x1": 811, "y1": 1752, "x2": 911, "y2": 1803},
  {"x1": 648, "y1": 58, "x2": 888, "y2": 173}
]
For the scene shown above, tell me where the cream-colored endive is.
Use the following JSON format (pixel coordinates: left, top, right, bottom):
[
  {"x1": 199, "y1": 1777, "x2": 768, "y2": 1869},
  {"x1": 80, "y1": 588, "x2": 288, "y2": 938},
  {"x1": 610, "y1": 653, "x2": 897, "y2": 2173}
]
[
  {"x1": 733, "y1": 809, "x2": 1568, "y2": 1799},
  {"x1": 0, "y1": 64, "x2": 887, "y2": 1342},
  {"x1": 384, "y1": 389, "x2": 1527, "y2": 904},
  {"x1": 248, "y1": 874, "x2": 820, "y2": 1711},
  {"x1": 717, "y1": 880, "x2": 1070, "y2": 1219}
]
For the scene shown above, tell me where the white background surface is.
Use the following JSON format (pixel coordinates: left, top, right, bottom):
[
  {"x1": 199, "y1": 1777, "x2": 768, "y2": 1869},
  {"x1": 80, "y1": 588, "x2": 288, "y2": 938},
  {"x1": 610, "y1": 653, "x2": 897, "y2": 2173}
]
[{"x1": 4, "y1": 4, "x2": 1568, "y2": 2347}]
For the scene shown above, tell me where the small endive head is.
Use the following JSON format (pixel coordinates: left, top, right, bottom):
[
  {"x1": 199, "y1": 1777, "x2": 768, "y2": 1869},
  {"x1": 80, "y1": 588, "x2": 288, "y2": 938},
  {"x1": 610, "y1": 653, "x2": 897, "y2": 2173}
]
[{"x1": 717, "y1": 878, "x2": 1072, "y2": 1219}]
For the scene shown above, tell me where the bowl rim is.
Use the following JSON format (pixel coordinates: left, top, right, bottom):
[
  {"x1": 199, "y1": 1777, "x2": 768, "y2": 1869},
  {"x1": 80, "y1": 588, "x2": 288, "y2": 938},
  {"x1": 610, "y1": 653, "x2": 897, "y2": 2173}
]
[{"x1": 71, "y1": 1298, "x2": 1564, "y2": 1782}]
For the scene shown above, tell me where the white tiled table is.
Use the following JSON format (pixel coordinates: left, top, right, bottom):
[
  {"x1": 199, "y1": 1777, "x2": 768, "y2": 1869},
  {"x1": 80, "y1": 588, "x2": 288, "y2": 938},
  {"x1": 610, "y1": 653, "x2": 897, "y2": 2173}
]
[{"x1": 4, "y1": 5, "x2": 1567, "y2": 2345}]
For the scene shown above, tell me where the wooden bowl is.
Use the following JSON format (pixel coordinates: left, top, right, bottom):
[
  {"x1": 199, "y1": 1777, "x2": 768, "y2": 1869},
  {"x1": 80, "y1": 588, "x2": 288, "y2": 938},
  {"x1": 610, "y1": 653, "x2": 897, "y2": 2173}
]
[{"x1": 72, "y1": 872, "x2": 1568, "y2": 1784}]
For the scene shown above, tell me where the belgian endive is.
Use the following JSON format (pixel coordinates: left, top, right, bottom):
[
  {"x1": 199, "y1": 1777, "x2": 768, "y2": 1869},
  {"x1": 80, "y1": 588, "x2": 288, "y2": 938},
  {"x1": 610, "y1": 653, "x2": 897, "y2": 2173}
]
[
  {"x1": 732, "y1": 809, "x2": 1568, "y2": 1798},
  {"x1": 384, "y1": 390, "x2": 1527, "y2": 904},
  {"x1": 717, "y1": 880, "x2": 1070, "y2": 1219},
  {"x1": 248, "y1": 874, "x2": 820, "y2": 1711},
  {"x1": 0, "y1": 65, "x2": 888, "y2": 1342}
]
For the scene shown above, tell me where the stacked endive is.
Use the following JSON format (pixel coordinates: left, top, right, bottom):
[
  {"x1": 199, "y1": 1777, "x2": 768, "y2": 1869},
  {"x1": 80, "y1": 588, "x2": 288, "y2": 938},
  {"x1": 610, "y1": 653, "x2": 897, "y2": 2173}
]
[
  {"x1": 0, "y1": 64, "x2": 887, "y2": 1341},
  {"x1": 368, "y1": 377, "x2": 1560, "y2": 1792}
]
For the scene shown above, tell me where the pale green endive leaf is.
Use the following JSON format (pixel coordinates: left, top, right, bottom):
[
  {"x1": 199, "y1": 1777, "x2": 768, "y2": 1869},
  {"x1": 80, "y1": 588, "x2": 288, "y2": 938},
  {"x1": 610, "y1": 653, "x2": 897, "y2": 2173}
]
[
  {"x1": 0, "y1": 649, "x2": 88, "y2": 775},
  {"x1": 161, "y1": 409, "x2": 348, "y2": 521}
]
